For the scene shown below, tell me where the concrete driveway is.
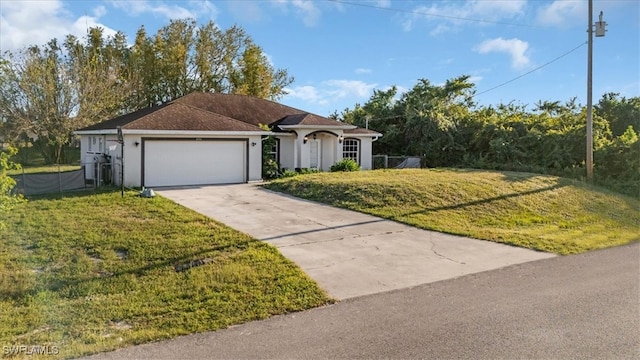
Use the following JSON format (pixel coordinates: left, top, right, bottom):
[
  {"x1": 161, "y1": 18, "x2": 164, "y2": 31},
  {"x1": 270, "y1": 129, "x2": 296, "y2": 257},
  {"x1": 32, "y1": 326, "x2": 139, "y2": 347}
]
[{"x1": 158, "y1": 184, "x2": 555, "y2": 300}]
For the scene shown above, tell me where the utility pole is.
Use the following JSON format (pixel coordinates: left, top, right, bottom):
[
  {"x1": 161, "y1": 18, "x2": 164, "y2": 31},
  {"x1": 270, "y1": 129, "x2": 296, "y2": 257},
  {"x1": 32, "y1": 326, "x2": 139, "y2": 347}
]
[{"x1": 586, "y1": 0, "x2": 606, "y2": 182}]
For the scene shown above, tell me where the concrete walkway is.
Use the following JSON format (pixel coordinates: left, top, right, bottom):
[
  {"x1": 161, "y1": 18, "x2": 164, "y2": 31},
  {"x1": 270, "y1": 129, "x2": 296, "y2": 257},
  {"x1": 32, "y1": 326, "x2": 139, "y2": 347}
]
[{"x1": 158, "y1": 184, "x2": 555, "y2": 300}]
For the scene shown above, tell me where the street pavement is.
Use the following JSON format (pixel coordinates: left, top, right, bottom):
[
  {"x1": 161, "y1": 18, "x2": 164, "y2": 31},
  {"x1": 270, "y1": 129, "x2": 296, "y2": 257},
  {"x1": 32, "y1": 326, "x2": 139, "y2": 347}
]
[
  {"x1": 157, "y1": 184, "x2": 554, "y2": 299},
  {"x1": 87, "y1": 242, "x2": 640, "y2": 359}
]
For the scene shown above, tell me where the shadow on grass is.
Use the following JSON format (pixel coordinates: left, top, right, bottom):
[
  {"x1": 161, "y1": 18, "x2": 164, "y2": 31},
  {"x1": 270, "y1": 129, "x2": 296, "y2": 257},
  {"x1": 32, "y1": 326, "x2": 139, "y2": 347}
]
[
  {"x1": 393, "y1": 183, "x2": 568, "y2": 219},
  {"x1": 2, "y1": 239, "x2": 261, "y2": 301},
  {"x1": 25, "y1": 186, "x2": 133, "y2": 201}
]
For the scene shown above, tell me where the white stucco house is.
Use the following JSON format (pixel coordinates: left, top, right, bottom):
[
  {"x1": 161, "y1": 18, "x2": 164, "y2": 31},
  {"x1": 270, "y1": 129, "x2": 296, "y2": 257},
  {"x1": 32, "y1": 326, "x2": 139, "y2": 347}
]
[{"x1": 74, "y1": 92, "x2": 382, "y2": 188}]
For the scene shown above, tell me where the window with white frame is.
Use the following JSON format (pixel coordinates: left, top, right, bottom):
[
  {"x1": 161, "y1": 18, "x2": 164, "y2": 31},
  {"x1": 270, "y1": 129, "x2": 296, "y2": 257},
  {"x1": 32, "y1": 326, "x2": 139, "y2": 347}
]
[{"x1": 342, "y1": 138, "x2": 360, "y2": 164}]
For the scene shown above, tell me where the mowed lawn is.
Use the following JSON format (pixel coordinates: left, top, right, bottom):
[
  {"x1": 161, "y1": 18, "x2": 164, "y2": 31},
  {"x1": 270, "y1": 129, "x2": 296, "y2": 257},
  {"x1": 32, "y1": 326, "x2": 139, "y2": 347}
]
[
  {"x1": 0, "y1": 190, "x2": 330, "y2": 359},
  {"x1": 264, "y1": 168, "x2": 640, "y2": 255}
]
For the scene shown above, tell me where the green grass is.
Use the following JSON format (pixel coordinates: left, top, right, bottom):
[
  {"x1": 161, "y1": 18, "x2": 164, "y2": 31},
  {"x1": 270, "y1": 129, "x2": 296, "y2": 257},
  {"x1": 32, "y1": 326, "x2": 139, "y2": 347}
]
[
  {"x1": 264, "y1": 169, "x2": 640, "y2": 255},
  {"x1": 7, "y1": 165, "x2": 82, "y2": 176},
  {"x1": 0, "y1": 190, "x2": 330, "y2": 359}
]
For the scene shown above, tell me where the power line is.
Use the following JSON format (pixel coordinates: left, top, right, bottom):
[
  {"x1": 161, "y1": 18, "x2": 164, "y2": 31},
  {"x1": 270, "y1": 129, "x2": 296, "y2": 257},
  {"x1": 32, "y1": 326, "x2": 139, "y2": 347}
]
[
  {"x1": 327, "y1": 0, "x2": 541, "y2": 28},
  {"x1": 475, "y1": 41, "x2": 587, "y2": 97}
]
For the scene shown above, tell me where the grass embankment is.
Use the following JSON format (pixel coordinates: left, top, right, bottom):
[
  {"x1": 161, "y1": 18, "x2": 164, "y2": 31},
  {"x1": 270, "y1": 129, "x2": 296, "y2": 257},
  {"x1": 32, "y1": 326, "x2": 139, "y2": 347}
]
[
  {"x1": 0, "y1": 190, "x2": 330, "y2": 359},
  {"x1": 264, "y1": 169, "x2": 639, "y2": 255}
]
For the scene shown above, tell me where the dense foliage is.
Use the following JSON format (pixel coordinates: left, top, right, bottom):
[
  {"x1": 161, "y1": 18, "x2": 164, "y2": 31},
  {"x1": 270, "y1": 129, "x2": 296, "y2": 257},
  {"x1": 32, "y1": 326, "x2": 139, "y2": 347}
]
[
  {"x1": 330, "y1": 158, "x2": 360, "y2": 172},
  {"x1": 0, "y1": 19, "x2": 293, "y2": 164},
  {"x1": 0, "y1": 146, "x2": 23, "y2": 229},
  {"x1": 334, "y1": 77, "x2": 639, "y2": 197}
]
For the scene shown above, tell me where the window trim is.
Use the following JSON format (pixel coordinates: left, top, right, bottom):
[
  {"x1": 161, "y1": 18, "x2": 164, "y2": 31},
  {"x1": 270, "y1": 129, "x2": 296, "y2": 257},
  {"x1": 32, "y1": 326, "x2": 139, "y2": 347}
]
[{"x1": 342, "y1": 137, "x2": 360, "y2": 165}]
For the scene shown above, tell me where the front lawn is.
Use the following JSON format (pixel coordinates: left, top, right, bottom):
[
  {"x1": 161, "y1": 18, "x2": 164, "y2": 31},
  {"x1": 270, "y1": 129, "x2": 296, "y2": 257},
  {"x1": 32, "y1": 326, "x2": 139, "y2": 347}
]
[
  {"x1": 0, "y1": 190, "x2": 330, "y2": 359},
  {"x1": 264, "y1": 169, "x2": 640, "y2": 255}
]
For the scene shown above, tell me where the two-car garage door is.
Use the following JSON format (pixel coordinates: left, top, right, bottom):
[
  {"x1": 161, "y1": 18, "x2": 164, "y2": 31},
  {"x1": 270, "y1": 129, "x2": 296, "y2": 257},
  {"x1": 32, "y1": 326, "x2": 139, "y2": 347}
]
[{"x1": 143, "y1": 139, "x2": 246, "y2": 187}]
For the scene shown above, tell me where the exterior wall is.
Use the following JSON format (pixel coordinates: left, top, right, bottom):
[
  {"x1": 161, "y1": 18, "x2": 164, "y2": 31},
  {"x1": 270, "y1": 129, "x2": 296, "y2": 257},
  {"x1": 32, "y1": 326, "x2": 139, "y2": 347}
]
[
  {"x1": 123, "y1": 134, "x2": 143, "y2": 187},
  {"x1": 320, "y1": 133, "x2": 337, "y2": 171},
  {"x1": 80, "y1": 134, "x2": 108, "y2": 180},
  {"x1": 359, "y1": 137, "x2": 374, "y2": 170},
  {"x1": 119, "y1": 133, "x2": 262, "y2": 188},
  {"x1": 247, "y1": 135, "x2": 262, "y2": 182},
  {"x1": 277, "y1": 136, "x2": 296, "y2": 170}
]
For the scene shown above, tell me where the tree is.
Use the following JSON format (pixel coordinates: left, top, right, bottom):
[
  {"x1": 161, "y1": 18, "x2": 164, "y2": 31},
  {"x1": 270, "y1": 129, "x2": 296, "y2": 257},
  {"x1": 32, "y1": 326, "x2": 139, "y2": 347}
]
[
  {"x1": 0, "y1": 30, "x2": 132, "y2": 163},
  {"x1": 126, "y1": 19, "x2": 293, "y2": 109},
  {"x1": 0, "y1": 19, "x2": 294, "y2": 163},
  {"x1": 231, "y1": 43, "x2": 293, "y2": 100},
  {"x1": 595, "y1": 93, "x2": 640, "y2": 137},
  {"x1": 0, "y1": 146, "x2": 23, "y2": 230}
]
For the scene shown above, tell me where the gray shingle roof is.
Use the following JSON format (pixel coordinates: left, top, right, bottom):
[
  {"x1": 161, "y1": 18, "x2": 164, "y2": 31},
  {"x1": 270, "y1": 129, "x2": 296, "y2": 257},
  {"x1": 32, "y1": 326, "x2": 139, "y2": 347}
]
[{"x1": 77, "y1": 92, "x2": 374, "y2": 134}]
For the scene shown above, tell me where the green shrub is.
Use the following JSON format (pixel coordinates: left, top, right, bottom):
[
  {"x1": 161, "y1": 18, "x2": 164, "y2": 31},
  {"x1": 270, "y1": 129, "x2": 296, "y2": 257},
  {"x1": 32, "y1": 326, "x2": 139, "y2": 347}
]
[
  {"x1": 299, "y1": 168, "x2": 319, "y2": 174},
  {"x1": 281, "y1": 169, "x2": 298, "y2": 178},
  {"x1": 331, "y1": 159, "x2": 360, "y2": 172},
  {"x1": 263, "y1": 158, "x2": 280, "y2": 180}
]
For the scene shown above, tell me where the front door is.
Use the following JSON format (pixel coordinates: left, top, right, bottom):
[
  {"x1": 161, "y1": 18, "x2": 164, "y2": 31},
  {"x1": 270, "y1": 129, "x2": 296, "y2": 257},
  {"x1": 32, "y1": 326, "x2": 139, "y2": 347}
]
[{"x1": 309, "y1": 139, "x2": 320, "y2": 169}]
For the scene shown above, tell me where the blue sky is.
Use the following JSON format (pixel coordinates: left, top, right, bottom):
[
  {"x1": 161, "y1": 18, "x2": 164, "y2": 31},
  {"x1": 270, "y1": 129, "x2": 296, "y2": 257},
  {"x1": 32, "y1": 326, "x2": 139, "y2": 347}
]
[{"x1": 1, "y1": 0, "x2": 638, "y2": 117}]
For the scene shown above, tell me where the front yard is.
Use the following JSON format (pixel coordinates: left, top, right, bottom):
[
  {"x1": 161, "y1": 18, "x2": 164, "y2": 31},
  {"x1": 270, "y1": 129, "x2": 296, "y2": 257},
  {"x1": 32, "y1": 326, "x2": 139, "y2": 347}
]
[
  {"x1": 0, "y1": 190, "x2": 330, "y2": 359},
  {"x1": 264, "y1": 168, "x2": 640, "y2": 255}
]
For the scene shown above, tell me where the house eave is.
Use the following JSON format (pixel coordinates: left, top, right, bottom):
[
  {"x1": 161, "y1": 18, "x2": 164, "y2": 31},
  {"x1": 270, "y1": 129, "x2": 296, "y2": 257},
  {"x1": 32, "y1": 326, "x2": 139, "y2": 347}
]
[
  {"x1": 344, "y1": 132, "x2": 383, "y2": 138},
  {"x1": 277, "y1": 124, "x2": 357, "y2": 130},
  {"x1": 74, "y1": 130, "x2": 273, "y2": 136}
]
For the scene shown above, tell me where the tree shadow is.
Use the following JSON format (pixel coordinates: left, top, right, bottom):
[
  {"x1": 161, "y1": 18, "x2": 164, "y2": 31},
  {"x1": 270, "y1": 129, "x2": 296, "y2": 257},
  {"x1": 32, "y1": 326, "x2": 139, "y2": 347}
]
[
  {"x1": 2, "y1": 239, "x2": 261, "y2": 301},
  {"x1": 393, "y1": 183, "x2": 568, "y2": 219}
]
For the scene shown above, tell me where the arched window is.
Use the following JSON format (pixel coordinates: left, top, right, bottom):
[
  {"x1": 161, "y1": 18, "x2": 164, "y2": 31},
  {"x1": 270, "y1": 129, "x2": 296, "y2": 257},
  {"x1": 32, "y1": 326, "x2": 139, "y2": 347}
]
[{"x1": 342, "y1": 138, "x2": 360, "y2": 164}]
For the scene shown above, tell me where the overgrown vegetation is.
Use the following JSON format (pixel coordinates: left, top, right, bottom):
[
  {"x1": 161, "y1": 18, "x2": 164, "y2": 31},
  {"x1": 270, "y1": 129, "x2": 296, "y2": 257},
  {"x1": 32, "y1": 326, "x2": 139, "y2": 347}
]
[
  {"x1": 0, "y1": 19, "x2": 293, "y2": 164},
  {"x1": 335, "y1": 77, "x2": 639, "y2": 197},
  {"x1": 330, "y1": 158, "x2": 360, "y2": 172},
  {"x1": 0, "y1": 146, "x2": 23, "y2": 230},
  {"x1": 0, "y1": 190, "x2": 329, "y2": 358},
  {"x1": 264, "y1": 169, "x2": 640, "y2": 255}
]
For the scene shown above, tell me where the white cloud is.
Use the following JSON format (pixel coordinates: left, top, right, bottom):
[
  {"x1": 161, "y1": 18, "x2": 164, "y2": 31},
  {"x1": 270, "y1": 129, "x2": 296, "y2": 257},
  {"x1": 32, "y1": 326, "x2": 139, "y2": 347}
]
[
  {"x1": 468, "y1": 75, "x2": 483, "y2": 84},
  {"x1": 271, "y1": 0, "x2": 322, "y2": 27},
  {"x1": 475, "y1": 37, "x2": 531, "y2": 69},
  {"x1": 404, "y1": 0, "x2": 526, "y2": 33},
  {"x1": 324, "y1": 80, "x2": 378, "y2": 98},
  {"x1": 291, "y1": 0, "x2": 321, "y2": 27},
  {"x1": 0, "y1": 0, "x2": 117, "y2": 52},
  {"x1": 285, "y1": 80, "x2": 378, "y2": 107},
  {"x1": 285, "y1": 85, "x2": 325, "y2": 104},
  {"x1": 355, "y1": 68, "x2": 372, "y2": 74},
  {"x1": 535, "y1": 1, "x2": 585, "y2": 27},
  {"x1": 227, "y1": 1, "x2": 264, "y2": 22},
  {"x1": 108, "y1": 0, "x2": 217, "y2": 20}
]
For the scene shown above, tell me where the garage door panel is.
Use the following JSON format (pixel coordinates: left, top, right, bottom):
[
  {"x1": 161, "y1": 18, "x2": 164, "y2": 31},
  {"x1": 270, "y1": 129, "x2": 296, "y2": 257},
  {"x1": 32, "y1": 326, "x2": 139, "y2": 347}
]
[{"x1": 144, "y1": 140, "x2": 246, "y2": 187}]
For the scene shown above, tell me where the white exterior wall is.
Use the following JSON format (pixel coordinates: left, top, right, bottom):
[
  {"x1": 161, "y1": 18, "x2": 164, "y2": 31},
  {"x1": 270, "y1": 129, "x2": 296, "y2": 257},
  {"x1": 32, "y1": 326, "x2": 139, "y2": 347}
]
[
  {"x1": 247, "y1": 135, "x2": 262, "y2": 181},
  {"x1": 297, "y1": 129, "x2": 313, "y2": 169},
  {"x1": 117, "y1": 133, "x2": 262, "y2": 188},
  {"x1": 359, "y1": 137, "x2": 374, "y2": 170},
  {"x1": 277, "y1": 136, "x2": 295, "y2": 170},
  {"x1": 123, "y1": 134, "x2": 142, "y2": 187},
  {"x1": 320, "y1": 134, "x2": 337, "y2": 171}
]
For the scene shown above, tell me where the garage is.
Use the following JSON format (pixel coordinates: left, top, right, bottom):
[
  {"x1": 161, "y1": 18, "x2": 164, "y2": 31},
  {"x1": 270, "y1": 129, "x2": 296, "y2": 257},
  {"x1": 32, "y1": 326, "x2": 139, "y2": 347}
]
[{"x1": 143, "y1": 139, "x2": 247, "y2": 187}]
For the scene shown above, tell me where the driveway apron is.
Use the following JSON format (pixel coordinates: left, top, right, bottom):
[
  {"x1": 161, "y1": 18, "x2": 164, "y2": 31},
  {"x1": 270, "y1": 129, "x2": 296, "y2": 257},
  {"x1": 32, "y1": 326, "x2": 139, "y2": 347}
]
[{"x1": 157, "y1": 184, "x2": 555, "y2": 300}]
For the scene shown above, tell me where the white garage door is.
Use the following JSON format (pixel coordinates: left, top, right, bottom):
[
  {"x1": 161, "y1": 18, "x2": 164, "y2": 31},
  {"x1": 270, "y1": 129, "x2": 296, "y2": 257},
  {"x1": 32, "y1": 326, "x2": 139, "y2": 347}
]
[{"x1": 144, "y1": 140, "x2": 246, "y2": 187}]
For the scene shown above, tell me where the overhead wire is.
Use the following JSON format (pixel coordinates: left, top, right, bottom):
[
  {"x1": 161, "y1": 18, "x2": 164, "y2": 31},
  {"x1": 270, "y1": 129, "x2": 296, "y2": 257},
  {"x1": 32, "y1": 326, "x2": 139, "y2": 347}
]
[
  {"x1": 328, "y1": 0, "x2": 584, "y2": 97},
  {"x1": 475, "y1": 41, "x2": 587, "y2": 97}
]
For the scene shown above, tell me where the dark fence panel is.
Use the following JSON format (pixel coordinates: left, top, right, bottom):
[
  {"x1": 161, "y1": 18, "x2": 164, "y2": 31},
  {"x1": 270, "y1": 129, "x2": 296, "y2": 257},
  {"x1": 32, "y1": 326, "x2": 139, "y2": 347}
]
[{"x1": 12, "y1": 168, "x2": 86, "y2": 196}]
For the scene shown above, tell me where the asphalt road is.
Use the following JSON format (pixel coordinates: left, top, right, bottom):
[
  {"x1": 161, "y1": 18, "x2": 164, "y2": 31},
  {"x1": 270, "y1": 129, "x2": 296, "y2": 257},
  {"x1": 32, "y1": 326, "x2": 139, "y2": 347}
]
[{"x1": 88, "y1": 242, "x2": 639, "y2": 359}]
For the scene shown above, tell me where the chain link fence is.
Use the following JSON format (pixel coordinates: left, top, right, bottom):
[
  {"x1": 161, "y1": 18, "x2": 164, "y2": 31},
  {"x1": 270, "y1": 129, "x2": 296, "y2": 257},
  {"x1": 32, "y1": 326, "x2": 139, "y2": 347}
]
[
  {"x1": 10, "y1": 161, "x2": 114, "y2": 196},
  {"x1": 372, "y1": 155, "x2": 426, "y2": 169}
]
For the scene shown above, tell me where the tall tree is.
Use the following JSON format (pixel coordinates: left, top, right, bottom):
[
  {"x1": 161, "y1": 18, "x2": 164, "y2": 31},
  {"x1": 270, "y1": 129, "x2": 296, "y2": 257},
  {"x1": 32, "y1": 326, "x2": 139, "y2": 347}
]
[{"x1": 0, "y1": 19, "x2": 294, "y2": 163}]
